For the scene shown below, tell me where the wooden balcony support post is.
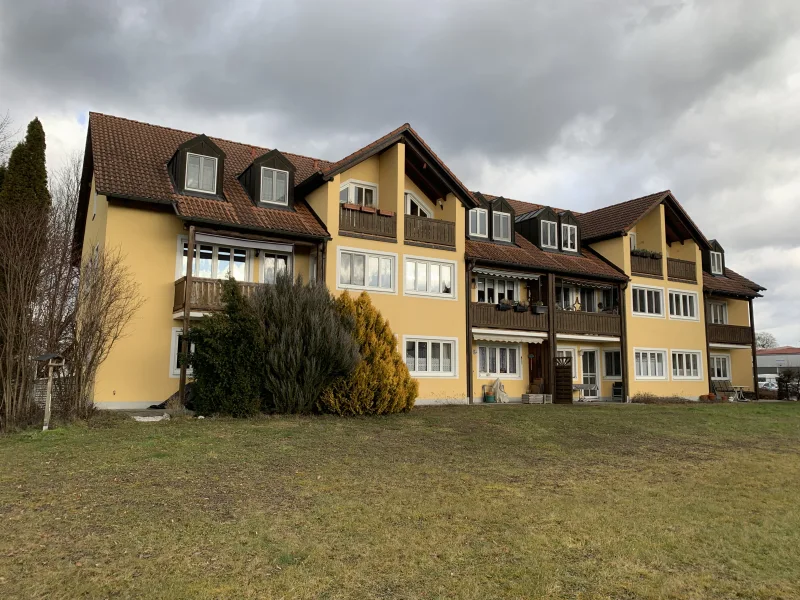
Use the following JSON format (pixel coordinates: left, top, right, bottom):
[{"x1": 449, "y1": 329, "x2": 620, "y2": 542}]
[
  {"x1": 704, "y1": 295, "x2": 713, "y2": 396},
  {"x1": 749, "y1": 298, "x2": 759, "y2": 400},
  {"x1": 465, "y1": 260, "x2": 474, "y2": 404},
  {"x1": 619, "y1": 281, "x2": 629, "y2": 402},
  {"x1": 178, "y1": 225, "x2": 195, "y2": 406},
  {"x1": 546, "y1": 272, "x2": 557, "y2": 396}
]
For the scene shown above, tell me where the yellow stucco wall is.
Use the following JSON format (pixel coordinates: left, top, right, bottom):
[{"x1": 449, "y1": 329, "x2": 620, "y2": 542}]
[
  {"x1": 725, "y1": 298, "x2": 751, "y2": 327},
  {"x1": 80, "y1": 176, "x2": 108, "y2": 262}
]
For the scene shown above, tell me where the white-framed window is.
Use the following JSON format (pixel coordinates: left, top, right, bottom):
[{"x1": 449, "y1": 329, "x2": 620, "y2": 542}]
[
  {"x1": 603, "y1": 350, "x2": 622, "y2": 379},
  {"x1": 405, "y1": 337, "x2": 457, "y2": 377},
  {"x1": 169, "y1": 327, "x2": 195, "y2": 378},
  {"x1": 710, "y1": 354, "x2": 731, "y2": 380},
  {"x1": 260, "y1": 167, "x2": 289, "y2": 206},
  {"x1": 262, "y1": 253, "x2": 291, "y2": 284},
  {"x1": 634, "y1": 349, "x2": 667, "y2": 379},
  {"x1": 339, "y1": 180, "x2": 378, "y2": 207},
  {"x1": 493, "y1": 212, "x2": 512, "y2": 242},
  {"x1": 337, "y1": 247, "x2": 395, "y2": 293},
  {"x1": 404, "y1": 257, "x2": 455, "y2": 299},
  {"x1": 477, "y1": 344, "x2": 521, "y2": 379},
  {"x1": 178, "y1": 238, "x2": 252, "y2": 281},
  {"x1": 476, "y1": 277, "x2": 518, "y2": 304},
  {"x1": 541, "y1": 220, "x2": 558, "y2": 249},
  {"x1": 710, "y1": 251, "x2": 723, "y2": 275},
  {"x1": 557, "y1": 347, "x2": 578, "y2": 379},
  {"x1": 469, "y1": 208, "x2": 488, "y2": 237},
  {"x1": 405, "y1": 192, "x2": 432, "y2": 217},
  {"x1": 309, "y1": 253, "x2": 317, "y2": 284},
  {"x1": 672, "y1": 350, "x2": 702, "y2": 380},
  {"x1": 185, "y1": 153, "x2": 217, "y2": 194},
  {"x1": 629, "y1": 232, "x2": 637, "y2": 251},
  {"x1": 708, "y1": 301, "x2": 728, "y2": 325},
  {"x1": 631, "y1": 285, "x2": 664, "y2": 317},
  {"x1": 561, "y1": 223, "x2": 578, "y2": 251},
  {"x1": 668, "y1": 290, "x2": 698, "y2": 320}
]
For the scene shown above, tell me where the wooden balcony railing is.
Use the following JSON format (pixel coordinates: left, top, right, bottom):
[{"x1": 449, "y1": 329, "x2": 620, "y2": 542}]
[
  {"x1": 173, "y1": 277, "x2": 262, "y2": 313},
  {"x1": 631, "y1": 255, "x2": 663, "y2": 277},
  {"x1": 339, "y1": 205, "x2": 396, "y2": 239},
  {"x1": 555, "y1": 310, "x2": 622, "y2": 337},
  {"x1": 667, "y1": 258, "x2": 697, "y2": 283},
  {"x1": 404, "y1": 215, "x2": 456, "y2": 247},
  {"x1": 707, "y1": 324, "x2": 753, "y2": 346},
  {"x1": 470, "y1": 303, "x2": 548, "y2": 332}
]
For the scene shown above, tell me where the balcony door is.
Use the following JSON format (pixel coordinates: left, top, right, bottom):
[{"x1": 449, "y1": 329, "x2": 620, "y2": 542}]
[{"x1": 582, "y1": 350, "x2": 599, "y2": 399}]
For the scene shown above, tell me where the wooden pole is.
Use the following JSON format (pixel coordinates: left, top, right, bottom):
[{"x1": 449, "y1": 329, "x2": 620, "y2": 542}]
[
  {"x1": 465, "y1": 260, "x2": 474, "y2": 404},
  {"x1": 546, "y1": 273, "x2": 557, "y2": 396},
  {"x1": 704, "y1": 294, "x2": 714, "y2": 396},
  {"x1": 42, "y1": 363, "x2": 54, "y2": 431},
  {"x1": 749, "y1": 298, "x2": 759, "y2": 400},
  {"x1": 178, "y1": 225, "x2": 195, "y2": 406},
  {"x1": 619, "y1": 282, "x2": 630, "y2": 402}
]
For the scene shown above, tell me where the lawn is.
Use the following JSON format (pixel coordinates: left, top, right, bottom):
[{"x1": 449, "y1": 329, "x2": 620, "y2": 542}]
[{"x1": 1, "y1": 404, "x2": 799, "y2": 600}]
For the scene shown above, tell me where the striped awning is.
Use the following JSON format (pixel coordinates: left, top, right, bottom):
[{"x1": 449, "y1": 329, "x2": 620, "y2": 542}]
[
  {"x1": 473, "y1": 267, "x2": 538, "y2": 281},
  {"x1": 559, "y1": 278, "x2": 613, "y2": 290},
  {"x1": 472, "y1": 328, "x2": 546, "y2": 344}
]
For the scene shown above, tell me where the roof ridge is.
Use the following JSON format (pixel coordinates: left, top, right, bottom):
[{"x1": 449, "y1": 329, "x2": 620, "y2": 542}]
[{"x1": 581, "y1": 190, "x2": 671, "y2": 217}]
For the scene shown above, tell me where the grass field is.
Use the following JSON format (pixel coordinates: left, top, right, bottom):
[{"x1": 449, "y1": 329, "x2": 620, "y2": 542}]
[{"x1": 1, "y1": 403, "x2": 799, "y2": 599}]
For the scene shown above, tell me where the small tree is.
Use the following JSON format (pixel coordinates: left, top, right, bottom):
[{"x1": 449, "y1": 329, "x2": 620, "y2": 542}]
[
  {"x1": 318, "y1": 292, "x2": 417, "y2": 416},
  {"x1": 188, "y1": 278, "x2": 263, "y2": 417},
  {"x1": 756, "y1": 332, "x2": 778, "y2": 350},
  {"x1": 251, "y1": 273, "x2": 360, "y2": 414}
]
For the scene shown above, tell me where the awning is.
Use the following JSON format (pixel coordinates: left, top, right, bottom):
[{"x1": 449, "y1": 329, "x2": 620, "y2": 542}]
[
  {"x1": 709, "y1": 343, "x2": 751, "y2": 350},
  {"x1": 559, "y1": 278, "x2": 614, "y2": 290},
  {"x1": 195, "y1": 232, "x2": 294, "y2": 253},
  {"x1": 557, "y1": 333, "x2": 620, "y2": 343},
  {"x1": 472, "y1": 328, "x2": 546, "y2": 344},
  {"x1": 473, "y1": 267, "x2": 539, "y2": 281}
]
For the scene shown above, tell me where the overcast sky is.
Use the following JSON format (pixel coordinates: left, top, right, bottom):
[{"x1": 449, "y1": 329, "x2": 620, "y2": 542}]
[{"x1": 1, "y1": 0, "x2": 798, "y2": 344}]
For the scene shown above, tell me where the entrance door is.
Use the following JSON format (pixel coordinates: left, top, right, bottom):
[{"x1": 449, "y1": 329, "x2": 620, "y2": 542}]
[{"x1": 582, "y1": 351, "x2": 599, "y2": 399}]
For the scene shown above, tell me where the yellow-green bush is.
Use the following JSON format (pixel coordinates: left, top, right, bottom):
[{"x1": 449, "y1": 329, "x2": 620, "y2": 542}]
[{"x1": 318, "y1": 292, "x2": 417, "y2": 415}]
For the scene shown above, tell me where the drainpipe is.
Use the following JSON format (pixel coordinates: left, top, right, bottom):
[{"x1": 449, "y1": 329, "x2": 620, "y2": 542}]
[
  {"x1": 619, "y1": 281, "x2": 629, "y2": 402},
  {"x1": 749, "y1": 298, "x2": 759, "y2": 400},
  {"x1": 465, "y1": 259, "x2": 474, "y2": 404},
  {"x1": 178, "y1": 224, "x2": 195, "y2": 406},
  {"x1": 704, "y1": 292, "x2": 714, "y2": 395}
]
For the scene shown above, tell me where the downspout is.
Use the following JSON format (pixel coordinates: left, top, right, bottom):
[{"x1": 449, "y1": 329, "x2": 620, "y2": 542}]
[
  {"x1": 178, "y1": 224, "x2": 195, "y2": 406},
  {"x1": 704, "y1": 292, "x2": 714, "y2": 395},
  {"x1": 619, "y1": 281, "x2": 629, "y2": 402},
  {"x1": 465, "y1": 259, "x2": 474, "y2": 404},
  {"x1": 749, "y1": 298, "x2": 759, "y2": 400}
]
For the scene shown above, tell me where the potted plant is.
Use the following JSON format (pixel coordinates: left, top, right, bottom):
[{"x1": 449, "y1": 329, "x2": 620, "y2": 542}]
[
  {"x1": 532, "y1": 301, "x2": 547, "y2": 315},
  {"x1": 630, "y1": 248, "x2": 663, "y2": 260},
  {"x1": 513, "y1": 301, "x2": 529, "y2": 313},
  {"x1": 497, "y1": 298, "x2": 513, "y2": 311}
]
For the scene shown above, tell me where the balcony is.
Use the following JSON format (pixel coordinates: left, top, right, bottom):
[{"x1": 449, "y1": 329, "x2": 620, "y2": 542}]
[
  {"x1": 667, "y1": 258, "x2": 697, "y2": 283},
  {"x1": 470, "y1": 302, "x2": 548, "y2": 332},
  {"x1": 173, "y1": 277, "x2": 261, "y2": 314},
  {"x1": 631, "y1": 255, "x2": 663, "y2": 278},
  {"x1": 404, "y1": 215, "x2": 456, "y2": 248},
  {"x1": 339, "y1": 204, "x2": 396, "y2": 240},
  {"x1": 555, "y1": 310, "x2": 622, "y2": 337},
  {"x1": 708, "y1": 324, "x2": 753, "y2": 346}
]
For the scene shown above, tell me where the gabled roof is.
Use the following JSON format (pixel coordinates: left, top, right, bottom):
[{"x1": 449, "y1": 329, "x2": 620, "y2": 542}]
[
  {"x1": 466, "y1": 234, "x2": 626, "y2": 282},
  {"x1": 703, "y1": 267, "x2": 765, "y2": 298},
  {"x1": 577, "y1": 191, "x2": 671, "y2": 242},
  {"x1": 82, "y1": 113, "x2": 331, "y2": 242},
  {"x1": 757, "y1": 346, "x2": 800, "y2": 356},
  {"x1": 321, "y1": 124, "x2": 477, "y2": 208}
]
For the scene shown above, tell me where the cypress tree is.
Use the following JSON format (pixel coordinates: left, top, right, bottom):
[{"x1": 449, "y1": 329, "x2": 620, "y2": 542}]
[
  {"x1": 0, "y1": 118, "x2": 50, "y2": 209},
  {"x1": 0, "y1": 163, "x2": 6, "y2": 193}
]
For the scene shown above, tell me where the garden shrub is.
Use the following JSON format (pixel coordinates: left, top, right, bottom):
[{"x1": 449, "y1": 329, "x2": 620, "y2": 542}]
[
  {"x1": 251, "y1": 273, "x2": 360, "y2": 414},
  {"x1": 188, "y1": 278, "x2": 263, "y2": 417},
  {"x1": 318, "y1": 291, "x2": 418, "y2": 416},
  {"x1": 632, "y1": 392, "x2": 694, "y2": 404}
]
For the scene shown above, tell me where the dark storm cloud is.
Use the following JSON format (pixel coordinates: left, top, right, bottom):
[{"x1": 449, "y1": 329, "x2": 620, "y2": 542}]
[{"x1": 1, "y1": 0, "x2": 798, "y2": 342}]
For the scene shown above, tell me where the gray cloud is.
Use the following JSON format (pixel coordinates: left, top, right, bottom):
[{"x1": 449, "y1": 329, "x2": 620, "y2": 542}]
[{"x1": 1, "y1": 0, "x2": 798, "y2": 343}]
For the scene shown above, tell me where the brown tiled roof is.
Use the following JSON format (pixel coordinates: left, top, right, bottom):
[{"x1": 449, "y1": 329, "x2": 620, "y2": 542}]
[
  {"x1": 703, "y1": 268, "x2": 764, "y2": 298},
  {"x1": 476, "y1": 193, "x2": 575, "y2": 216},
  {"x1": 466, "y1": 234, "x2": 626, "y2": 282},
  {"x1": 757, "y1": 346, "x2": 800, "y2": 355},
  {"x1": 89, "y1": 113, "x2": 332, "y2": 238},
  {"x1": 577, "y1": 191, "x2": 670, "y2": 242}
]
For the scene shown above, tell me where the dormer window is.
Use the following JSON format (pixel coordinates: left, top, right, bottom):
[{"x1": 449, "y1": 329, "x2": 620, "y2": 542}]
[
  {"x1": 561, "y1": 224, "x2": 577, "y2": 251},
  {"x1": 710, "y1": 251, "x2": 723, "y2": 275},
  {"x1": 469, "y1": 208, "x2": 488, "y2": 237},
  {"x1": 185, "y1": 153, "x2": 217, "y2": 194},
  {"x1": 260, "y1": 167, "x2": 289, "y2": 206},
  {"x1": 493, "y1": 212, "x2": 511, "y2": 242},
  {"x1": 340, "y1": 180, "x2": 377, "y2": 207},
  {"x1": 541, "y1": 220, "x2": 558, "y2": 249}
]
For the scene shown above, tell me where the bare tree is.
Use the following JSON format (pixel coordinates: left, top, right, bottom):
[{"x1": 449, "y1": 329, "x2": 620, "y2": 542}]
[
  {"x1": 756, "y1": 331, "x2": 778, "y2": 350},
  {"x1": 0, "y1": 110, "x2": 14, "y2": 160}
]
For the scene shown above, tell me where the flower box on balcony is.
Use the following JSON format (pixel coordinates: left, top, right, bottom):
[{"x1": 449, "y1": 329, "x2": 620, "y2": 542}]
[
  {"x1": 496, "y1": 303, "x2": 512, "y2": 312},
  {"x1": 342, "y1": 202, "x2": 361, "y2": 211},
  {"x1": 532, "y1": 305, "x2": 547, "y2": 315},
  {"x1": 378, "y1": 209, "x2": 395, "y2": 217},
  {"x1": 361, "y1": 206, "x2": 376, "y2": 214}
]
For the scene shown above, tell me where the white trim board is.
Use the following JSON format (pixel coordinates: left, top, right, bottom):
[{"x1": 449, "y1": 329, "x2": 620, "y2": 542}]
[
  {"x1": 709, "y1": 343, "x2": 752, "y2": 350},
  {"x1": 556, "y1": 333, "x2": 621, "y2": 343}
]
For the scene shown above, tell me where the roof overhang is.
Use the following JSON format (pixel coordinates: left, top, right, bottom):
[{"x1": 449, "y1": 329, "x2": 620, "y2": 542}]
[{"x1": 472, "y1": 328, "x2": 547, "y2": 344}]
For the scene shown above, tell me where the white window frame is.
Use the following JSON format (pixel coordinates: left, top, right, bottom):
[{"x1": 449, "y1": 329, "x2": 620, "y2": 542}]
[
  {"x1": 405, "y1": 191, "x2": 432, "y2": 217},
  {"x1": 631, "y1": 284, "x2": 665, "y2": 318},
  {"x1": 185, "y1": 152, "x2": 218, "y2": 194},
  {"x1": 668, "y1": 289, "x2": 699, "y2": 321},
  {"x1": 336, "y1": 246, "x2": 397, "y2": 294},
  {"x1": 602, "y1": 349, "x2": 622, "y2": 380},
  {"x1": 707, "y1": 301, "x2": 728, "y2": 325},
  {"x1": 339, "y1": 179, "x2": 378, "y2": 208},
  {"x1": 492, "y1": 212, "x2": 512, "y2": 242},
  {"x1": 403, "y1": 255, "x2": 457, "y2": 300},
  {"x1": 403, "y1": 336, "x2": 458, "y2": 378},
  {"x1": 475, "y1": 277, "x2": 519, "y2": 304},
  {"x1": 556, "y1": 346, "x2": 578, "y2": 379},
  {"x1": 671, "y1": 349, "x2": 703, "y2": 380},
  {"x1": 633, "y1": 348, "x2": 668, "y2": 380},
  {"x1": 541, "y1": 220, "x2": 558, "y2": 249},
  {"x1": 710, "y1": 354, "x2": 731, "y2": 380},
  {"x1": 561, "y1": 223, "x2": 578, "y2": 251},
  {"x1": 469, "y1": 208, "x2": 488, "y2": 238},
  {"x1": 261, "y1": 252, "x2": 293, "y2": 284},
  {"x1": 629, "y1": 232, "x2": 637, "y2": 251},
  {"x1": 176, "y1": 235, "x2": 253, "y2": 282},
  {"x1": 710, "y1": 251, "x2": 723, "y2": 275},
  {"x1": 169, "y1": 327, "x2": 195, "y2": 378},
  {"x1": 477, "y1": 344, "x2": 523, "y2": 380},
  {"x1": 259, "y1": 166, "x2": 290, "y2": 206}
]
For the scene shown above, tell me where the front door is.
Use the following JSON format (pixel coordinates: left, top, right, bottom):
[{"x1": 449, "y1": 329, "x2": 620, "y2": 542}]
[{"x1": 582, "y1": 351, "x2": 598, "y2": 399}]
